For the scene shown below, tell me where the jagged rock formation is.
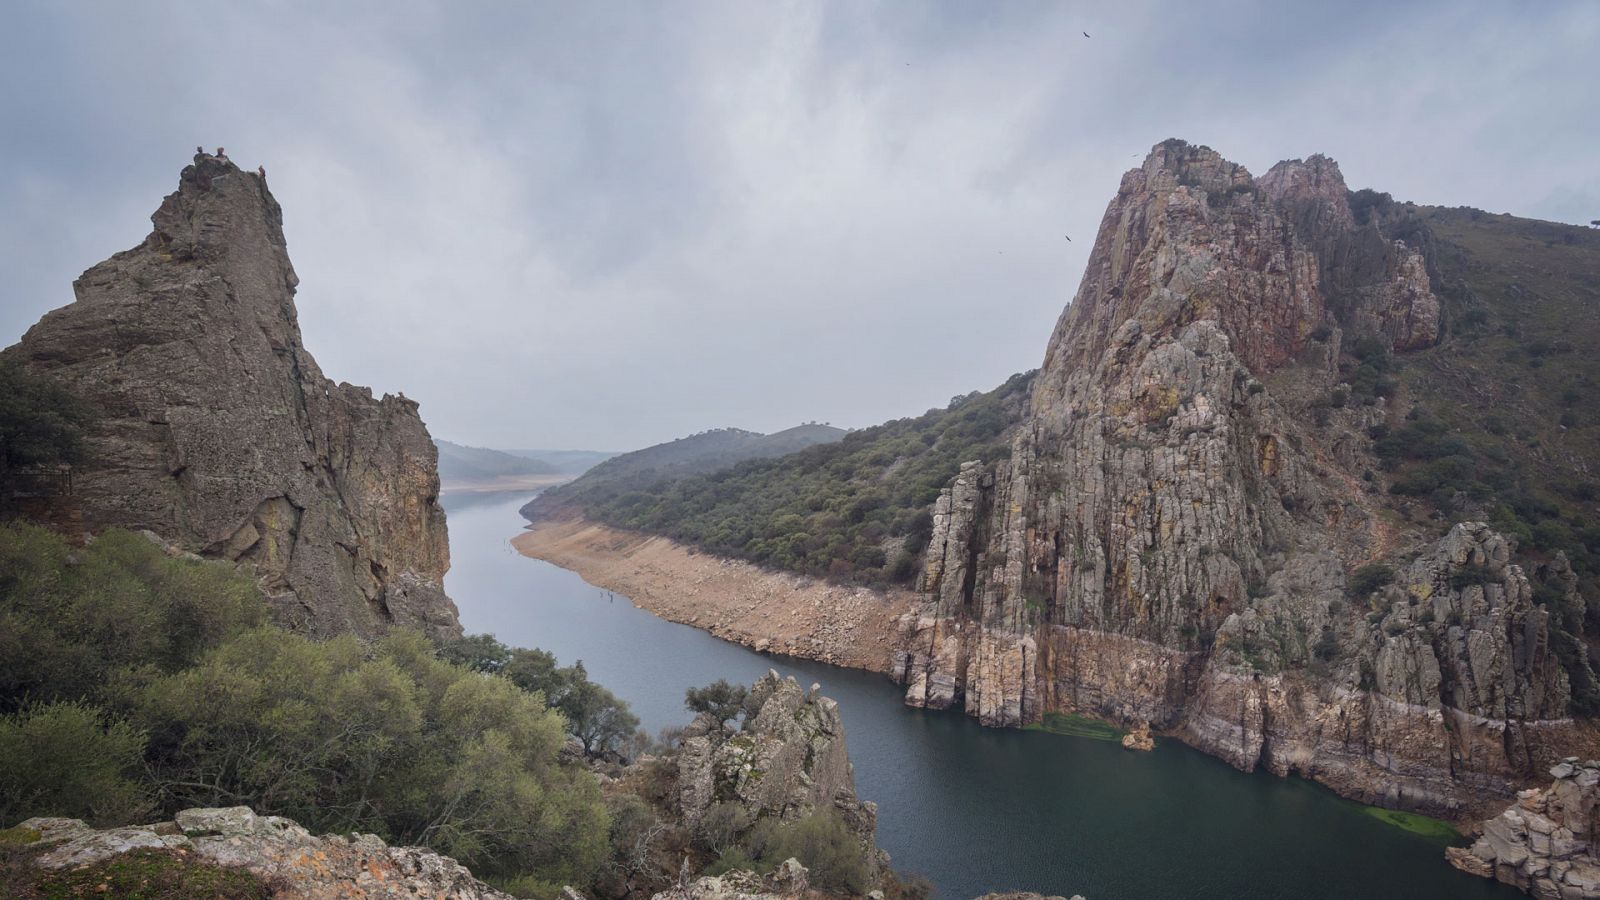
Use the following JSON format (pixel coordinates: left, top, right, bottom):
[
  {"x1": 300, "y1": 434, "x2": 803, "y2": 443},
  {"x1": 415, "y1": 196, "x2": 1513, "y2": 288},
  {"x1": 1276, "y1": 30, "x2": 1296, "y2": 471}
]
[
  {"x1": 676, "y1": 671, "x2": 880, "y2": 866},
  {"x1": 1448, "y1": 759, "x2": 1600, "y2": 897},
  {"x1": 649, "y1": 859, "x2": 810, "y2": 900},
  {"x1": 12, "y1": 806, "x2": 511, "y2": 898},
  {"x1": 2, "y1": 153, "x2": 459, "y2": 640},
  {"x1": 894, "y1": 140, "x2": 1589, "y2": 815}
]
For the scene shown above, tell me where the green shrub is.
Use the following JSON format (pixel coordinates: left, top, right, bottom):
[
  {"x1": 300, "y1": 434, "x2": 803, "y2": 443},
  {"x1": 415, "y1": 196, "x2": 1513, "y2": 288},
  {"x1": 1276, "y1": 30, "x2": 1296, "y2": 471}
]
[
  {"x1": 747, "y1": 811, "x2": 872, "y2": 895},
  {"x1": 1347, "y1": 564, "x2": 1395, "y2": 599},
  {"x1": 0, "y1": 701, "x2": 150, "y2": 826},
  {"x1": 0, "y1": 523, "x2": 265, "y2": 712},
  {"x1": 134, "y1": 628, "x2": 608, "y2": 884},
  {"x1": 0, "y1": 362, "x2": 95, "y2": 496}
]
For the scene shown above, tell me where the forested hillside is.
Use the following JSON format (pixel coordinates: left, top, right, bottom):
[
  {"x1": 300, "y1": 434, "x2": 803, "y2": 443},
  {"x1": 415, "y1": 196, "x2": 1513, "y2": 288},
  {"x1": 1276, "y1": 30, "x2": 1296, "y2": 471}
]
[
  {"x1": 534, "y1": 373, "x2": 1033, "y2": 588},
  {"x1": 524, "y1": 424, "x2": 846, "y2": 518}
]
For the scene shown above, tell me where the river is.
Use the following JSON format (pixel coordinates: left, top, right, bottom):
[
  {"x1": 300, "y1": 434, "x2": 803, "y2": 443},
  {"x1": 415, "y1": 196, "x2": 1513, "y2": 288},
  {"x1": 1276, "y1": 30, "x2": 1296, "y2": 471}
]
[{"x1": 442, "y1": 491, "x2": 1517, "y2": 900}]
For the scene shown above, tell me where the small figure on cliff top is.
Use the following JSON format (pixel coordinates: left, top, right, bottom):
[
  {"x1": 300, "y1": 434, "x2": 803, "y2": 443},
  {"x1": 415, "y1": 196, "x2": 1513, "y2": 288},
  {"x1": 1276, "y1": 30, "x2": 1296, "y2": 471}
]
[
  {"x1": 257, "y1": 165, "x2": 266, "y2": 180},
  {"x1": 215, "y1": 146, "x2": 226, "y2": 158},
  {"x1": 195, "y1": 145, "x2": 204, "y2": 155}
]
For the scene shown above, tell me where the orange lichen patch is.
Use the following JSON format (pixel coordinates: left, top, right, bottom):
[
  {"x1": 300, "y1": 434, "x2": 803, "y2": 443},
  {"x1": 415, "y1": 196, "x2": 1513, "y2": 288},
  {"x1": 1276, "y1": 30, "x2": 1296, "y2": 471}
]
[{"x1": 1258, "y1": 434, "x2": 1281, "y2": 477}]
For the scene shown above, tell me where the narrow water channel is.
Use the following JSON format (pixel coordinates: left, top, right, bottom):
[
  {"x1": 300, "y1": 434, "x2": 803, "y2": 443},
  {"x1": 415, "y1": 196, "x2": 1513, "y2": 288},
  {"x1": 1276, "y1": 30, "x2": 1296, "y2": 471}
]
[{"x1": 442, "y1": 491, "x2": 1516, "y2": 900}]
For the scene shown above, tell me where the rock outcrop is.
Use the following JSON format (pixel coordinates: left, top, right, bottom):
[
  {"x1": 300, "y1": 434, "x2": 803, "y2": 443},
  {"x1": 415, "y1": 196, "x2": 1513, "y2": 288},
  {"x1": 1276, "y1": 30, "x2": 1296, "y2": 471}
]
[
  {"x1": 894, "y1": 140, "x2": 1589, "y2": 816},
  {"x1": 677, "y1": 672, "x2": 879, "y2": 852},
  {"x1": 2, "y1": 153, "x2": 459, "y2": 640},
  {"x1": 12, "y1": 806, "x2": 511, "y2": 899},
  {"x1": 1448, "y1": 759, "x2": 1600, "y2": 898}
]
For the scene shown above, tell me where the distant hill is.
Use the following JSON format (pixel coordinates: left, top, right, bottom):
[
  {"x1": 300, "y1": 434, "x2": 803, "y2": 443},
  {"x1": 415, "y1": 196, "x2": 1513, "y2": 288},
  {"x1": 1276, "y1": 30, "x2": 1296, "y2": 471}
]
[
  {"x1": 524, "y1": 423, "x2": 848, "y2": 519},
  {"x1": 435, "y1": 440, "x2": 561, "y2": 488},
  {"x1": 521, "y1": 380, "x2": 1031, "y2": 586},
  {"x1": 503, "y1": 448, "x2": 620, "y2": 475}
]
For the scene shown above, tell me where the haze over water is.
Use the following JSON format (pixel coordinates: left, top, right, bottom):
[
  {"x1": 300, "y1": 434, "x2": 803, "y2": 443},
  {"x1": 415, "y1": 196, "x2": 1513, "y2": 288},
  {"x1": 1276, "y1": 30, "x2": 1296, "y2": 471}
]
[{"x1": 444, "y1": 491, "x2": 1517, "y2": 900}]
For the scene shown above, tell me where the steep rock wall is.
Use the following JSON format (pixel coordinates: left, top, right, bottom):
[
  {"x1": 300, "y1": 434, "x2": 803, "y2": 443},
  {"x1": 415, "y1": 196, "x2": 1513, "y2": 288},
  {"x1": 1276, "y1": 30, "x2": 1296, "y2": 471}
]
[
  {"x1": 895, "y1": 140, "x2": 1586, "y2": 815},
  {"x1": 3, "y1": 154, "x2": 459, "y2": 640}
]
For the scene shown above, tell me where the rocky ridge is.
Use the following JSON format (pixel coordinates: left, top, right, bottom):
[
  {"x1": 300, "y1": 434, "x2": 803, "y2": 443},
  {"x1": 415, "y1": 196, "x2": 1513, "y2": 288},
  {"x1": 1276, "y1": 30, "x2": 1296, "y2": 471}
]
[
  {"x1": 2, "y1": 153, "x2": 459, "y2": 640},
  {"x1": 11, "y1": 806, "x2": 511, "y2": 899},
  {"x1": 893, "y1": 139, "x2": 1591, "y2": 816},
  {"x1": 677, "y1": 671, "x2": 880, "y2": 864}
]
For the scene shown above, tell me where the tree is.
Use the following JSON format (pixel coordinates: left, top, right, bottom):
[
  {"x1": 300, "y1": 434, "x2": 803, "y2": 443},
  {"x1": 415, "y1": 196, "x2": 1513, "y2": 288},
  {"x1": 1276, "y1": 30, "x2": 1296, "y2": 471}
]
[
  {"x1": 684, "y1": 679, "x2": 750, "y2": 727},
  {"x1": 559, "y1": 661, "x2": 640, "y2": 755},
  {"x1": 0, "y1": 362, "x2": 94, "y2": 497}
]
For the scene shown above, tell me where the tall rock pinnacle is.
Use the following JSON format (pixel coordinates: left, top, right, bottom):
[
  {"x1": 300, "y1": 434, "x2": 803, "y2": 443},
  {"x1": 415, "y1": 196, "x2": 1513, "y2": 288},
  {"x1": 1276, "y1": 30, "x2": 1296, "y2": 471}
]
[
  {"x1": 895, "y1": 139, "x2": 1575, "y2": 817},
  {"x1": 4, "y1": 153, "x2": 461, "y2": 640}
]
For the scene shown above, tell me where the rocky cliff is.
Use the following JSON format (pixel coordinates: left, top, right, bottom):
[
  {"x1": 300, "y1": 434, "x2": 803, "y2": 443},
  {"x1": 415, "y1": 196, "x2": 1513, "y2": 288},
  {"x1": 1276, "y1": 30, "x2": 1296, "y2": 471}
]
[
  {"x1": 677, "y1": 671, "x2": 880, "y2": 862},
  {"x1": 1448, "y1": 759, "x2": 1600, "y2": 897},
  {"x1": 895, "y1": 139, "x2": 1593, "y2": 816},
  {"x1": 1, "y1": 153, "x2": 459, "y2": 640}
]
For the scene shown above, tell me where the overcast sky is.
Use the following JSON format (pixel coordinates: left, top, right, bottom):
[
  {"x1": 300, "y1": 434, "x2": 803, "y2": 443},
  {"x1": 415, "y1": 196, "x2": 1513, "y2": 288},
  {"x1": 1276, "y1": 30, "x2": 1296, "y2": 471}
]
[{"x1": 3, "y1": 2, "x2": 1596, "y2": 450}]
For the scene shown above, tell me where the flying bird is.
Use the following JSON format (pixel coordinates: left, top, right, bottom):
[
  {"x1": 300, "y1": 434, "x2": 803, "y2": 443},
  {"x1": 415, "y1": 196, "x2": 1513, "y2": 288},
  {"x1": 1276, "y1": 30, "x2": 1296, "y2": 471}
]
[
  {"x1": 1064, "y1": 235, "x2": 1072, "y2": 242},
  {"x1": 1083, "y1": 31, "x2": 1090, "y2": 38}
]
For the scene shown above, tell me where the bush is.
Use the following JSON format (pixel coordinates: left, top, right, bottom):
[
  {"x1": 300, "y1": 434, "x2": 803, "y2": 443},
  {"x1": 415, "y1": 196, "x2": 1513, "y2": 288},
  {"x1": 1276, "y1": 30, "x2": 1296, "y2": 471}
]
[
  {"x1": 750, "y1": 811, "x2": 872, "y2": 895},
  {"x1": 1346, "y1": 564, "x2": 1395, "y2": 600},
  {"x1": 0, "y1": 523, "x2": 265, "y2": 712},
  {"x1": 0, "y1": 701, "x2": 150, "y2": 826},
  {"x1": 697, "y1": 802, "x2": 755, "y2": 853},
  {"x1": 134, "y1": 628, "x2": 609, "y2": 885},
  {"x1": 0, "y1": 362, "x2": 95, "y2": 495}
]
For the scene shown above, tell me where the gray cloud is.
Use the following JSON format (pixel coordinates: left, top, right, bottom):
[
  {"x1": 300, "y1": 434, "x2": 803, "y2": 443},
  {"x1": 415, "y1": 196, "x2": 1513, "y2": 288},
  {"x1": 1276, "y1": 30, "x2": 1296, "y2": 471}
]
[{"x1": 3, "y1": 0, "x2": 1596, "y2": 449}]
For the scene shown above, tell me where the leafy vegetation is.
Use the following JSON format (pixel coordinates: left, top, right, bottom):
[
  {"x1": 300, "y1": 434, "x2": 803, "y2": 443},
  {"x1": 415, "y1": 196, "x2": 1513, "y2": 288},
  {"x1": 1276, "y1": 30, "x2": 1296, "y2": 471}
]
[
  {"x1": 701, "y1": 810, "x2": 873, "y2": 895},
  {"x1": 0, "y1": 522, "x2": 620, "y2": 892},
  {"x1": 1360, "y1": 206, "x2": 1600, "y2": 710},
  {"x1": 0, "y1": 362, "x2": 95, "y2": 502},
  {"x1": 551, "y1": 372, "x2": 1034, "y2": 588}
]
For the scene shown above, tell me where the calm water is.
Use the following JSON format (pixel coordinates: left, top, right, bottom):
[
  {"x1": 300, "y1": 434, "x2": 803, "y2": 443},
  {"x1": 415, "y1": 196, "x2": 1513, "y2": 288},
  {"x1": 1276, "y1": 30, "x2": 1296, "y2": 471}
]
[{"x1": 443, "y1": 492, "x2": 1516, "y2": 900}]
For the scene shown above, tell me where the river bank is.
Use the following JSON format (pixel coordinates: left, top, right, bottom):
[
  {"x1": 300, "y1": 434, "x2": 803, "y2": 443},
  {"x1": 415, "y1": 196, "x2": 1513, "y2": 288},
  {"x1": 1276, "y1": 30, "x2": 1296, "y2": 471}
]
[{"x1": 512, "y1": 515, "x2": 913, "y2": 674}]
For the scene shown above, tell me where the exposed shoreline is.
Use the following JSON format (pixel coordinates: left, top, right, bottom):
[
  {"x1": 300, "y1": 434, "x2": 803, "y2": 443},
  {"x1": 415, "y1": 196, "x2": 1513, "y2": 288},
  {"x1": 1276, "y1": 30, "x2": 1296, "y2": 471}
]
[
  {"x1": 440, "y1": 474, "x2": 573, "y2": 496},
  {"x1": 512, "y1": 516, "x2": 914, "y2": 674}
]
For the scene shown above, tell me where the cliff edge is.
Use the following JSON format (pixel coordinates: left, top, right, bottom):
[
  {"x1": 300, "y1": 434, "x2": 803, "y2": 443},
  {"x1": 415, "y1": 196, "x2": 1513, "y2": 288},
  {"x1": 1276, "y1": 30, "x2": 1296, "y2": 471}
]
[
  {"x1": 2, "y1": 153, "x2": 460, "y2": 640},
  {"x1": 896, "y1": 140, "x2": 1593, "y2": 816}
]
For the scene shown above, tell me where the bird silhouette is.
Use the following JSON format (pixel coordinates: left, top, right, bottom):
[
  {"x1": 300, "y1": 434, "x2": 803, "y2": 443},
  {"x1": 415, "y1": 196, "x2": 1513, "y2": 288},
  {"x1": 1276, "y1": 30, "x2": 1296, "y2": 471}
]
[
  {"x1": 1065, "y1": 235, "x2": 1072, "y2": 242},
  {"x1": 1083, "y1": 31, "x2": 1091, "y2": 38}
]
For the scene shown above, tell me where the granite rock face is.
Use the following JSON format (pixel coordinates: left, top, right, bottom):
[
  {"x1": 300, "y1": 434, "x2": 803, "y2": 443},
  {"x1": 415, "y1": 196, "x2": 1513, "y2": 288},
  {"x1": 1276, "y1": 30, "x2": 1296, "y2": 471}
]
[
  {"x1": 895, "y1": 140, "x2": 1586, "y2": 815},
  {"x1": 1448, "y1": 760, "x2": 1600, "y2": 898},
  {"x1": 15, "y1": 806, "x2": 512, "y2": 899},
  {"x1": 3, "y1": 154, "x2": 459, "y2": 640},
  {"x1": 677, "y1": 671, "x2": 879, "y2": 865}
]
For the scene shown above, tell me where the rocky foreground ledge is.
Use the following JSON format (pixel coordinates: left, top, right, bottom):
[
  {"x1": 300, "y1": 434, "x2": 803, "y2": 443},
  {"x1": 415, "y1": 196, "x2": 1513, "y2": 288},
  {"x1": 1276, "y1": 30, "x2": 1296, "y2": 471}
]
[
  {"x1": 8, "y1": 806, "x2": 513, "y2": 899},
  {"x1": 1448, "y1": 760, "x2": 1600, "y2": 898}
]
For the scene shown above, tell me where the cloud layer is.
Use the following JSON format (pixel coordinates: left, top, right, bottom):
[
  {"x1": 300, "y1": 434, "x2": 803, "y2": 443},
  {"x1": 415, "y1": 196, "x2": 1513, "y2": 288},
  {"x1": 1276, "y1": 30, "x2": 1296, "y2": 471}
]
[{"x1": 3, "y1": 1, "x2": 1596, "y2": 449}]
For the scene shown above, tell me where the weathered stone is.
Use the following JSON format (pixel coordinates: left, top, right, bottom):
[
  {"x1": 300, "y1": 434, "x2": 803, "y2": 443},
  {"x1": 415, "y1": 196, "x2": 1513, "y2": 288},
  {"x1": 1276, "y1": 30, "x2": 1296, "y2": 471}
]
[
  {"x1": 2, "y1": 153, "x2": 459, "y2": 641},
  {"x1": 18, "y1": 807, "x2": 512, "y2": 898},
  {"x1": 1451, "y1": 763, "x2": 1600, "y2": 898},
  {"x1": 677, "y1": 671, "x2": 880, "y2": 879},
  {"x1": 894, "y1": 139, "x2": 1585, "y2": 817}
]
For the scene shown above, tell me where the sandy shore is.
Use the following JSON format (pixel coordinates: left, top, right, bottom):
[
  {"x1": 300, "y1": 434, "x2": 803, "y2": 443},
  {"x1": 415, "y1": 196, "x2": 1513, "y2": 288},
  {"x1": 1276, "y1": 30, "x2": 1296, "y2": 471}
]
[
  {"x1": 512, "y1": 516, "x2": 915, "y2": 674},
  {"x1": 440, "y1": 474, "x2": 572, "y2": 495}
]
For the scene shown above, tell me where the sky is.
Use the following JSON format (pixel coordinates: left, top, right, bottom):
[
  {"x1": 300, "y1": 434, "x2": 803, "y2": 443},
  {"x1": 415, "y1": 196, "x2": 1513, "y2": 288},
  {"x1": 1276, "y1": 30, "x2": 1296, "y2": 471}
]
[{"x1": 2, "y1": 1, "x2": 1597, "y2": 451}]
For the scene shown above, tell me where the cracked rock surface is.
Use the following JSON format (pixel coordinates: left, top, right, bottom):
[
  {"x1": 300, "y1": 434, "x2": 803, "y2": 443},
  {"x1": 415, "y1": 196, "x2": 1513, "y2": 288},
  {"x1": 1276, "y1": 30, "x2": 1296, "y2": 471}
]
[{"x1": 3, "y1": 154, "x2": 459, "y2": 640}]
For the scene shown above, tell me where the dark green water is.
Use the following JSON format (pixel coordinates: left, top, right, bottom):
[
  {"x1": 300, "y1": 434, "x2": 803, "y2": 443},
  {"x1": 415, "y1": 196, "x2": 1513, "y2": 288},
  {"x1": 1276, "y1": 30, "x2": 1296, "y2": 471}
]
[{"x1": 443, "y1": 492, "x2": 1517, "y2": 900}]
